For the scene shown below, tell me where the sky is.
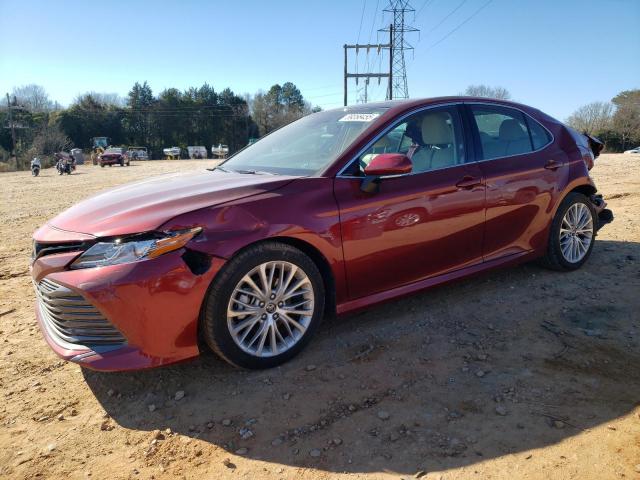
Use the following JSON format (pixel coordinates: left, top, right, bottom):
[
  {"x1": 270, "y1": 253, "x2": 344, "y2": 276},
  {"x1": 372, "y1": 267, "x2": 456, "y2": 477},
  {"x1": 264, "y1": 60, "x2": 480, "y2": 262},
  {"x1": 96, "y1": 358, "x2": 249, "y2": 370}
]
[{"x1": 0, "y1": 0, "x2": 638, "y2": 121}]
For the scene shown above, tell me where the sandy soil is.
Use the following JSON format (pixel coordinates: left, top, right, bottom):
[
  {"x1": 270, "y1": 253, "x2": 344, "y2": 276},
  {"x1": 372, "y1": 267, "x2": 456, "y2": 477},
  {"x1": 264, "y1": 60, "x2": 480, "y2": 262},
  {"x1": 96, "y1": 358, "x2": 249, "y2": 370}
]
[{"x1": 0, "y1": 155, "x2": 639, "y2": 480}]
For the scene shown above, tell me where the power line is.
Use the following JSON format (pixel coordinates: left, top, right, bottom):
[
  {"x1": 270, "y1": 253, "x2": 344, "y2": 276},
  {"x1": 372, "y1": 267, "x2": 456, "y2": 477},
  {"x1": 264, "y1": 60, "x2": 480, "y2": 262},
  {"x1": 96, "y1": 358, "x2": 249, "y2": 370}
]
[
  {"x1": 356, "y1": 0, "x2": 368, "y2": 44},
  {"x1": 425, "y1": 0, "x2": 493, "y2": 51},
  {"x1": 424, "y1": 0, "x2": 468, "y2": 36},
  {"x1": 415, "y1": 0, "x2": 433, "y2": 19},
  {"x1": 367, "y1": 0, "x2": 381, "y2": 43}
]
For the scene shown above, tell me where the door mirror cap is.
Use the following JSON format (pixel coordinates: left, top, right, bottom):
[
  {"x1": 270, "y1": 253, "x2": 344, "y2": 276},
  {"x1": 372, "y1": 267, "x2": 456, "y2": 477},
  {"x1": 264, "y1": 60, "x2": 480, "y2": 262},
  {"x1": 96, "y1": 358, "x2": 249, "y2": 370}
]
[{"x1": 363, "y1": 153, "x2": 412, "y2": 177}]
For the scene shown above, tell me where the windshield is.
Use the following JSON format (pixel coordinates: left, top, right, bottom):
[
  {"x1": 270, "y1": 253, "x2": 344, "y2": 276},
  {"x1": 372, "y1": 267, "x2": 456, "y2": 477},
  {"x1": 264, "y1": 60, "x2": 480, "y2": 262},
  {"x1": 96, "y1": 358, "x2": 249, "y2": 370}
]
[
  {"x1": 221, "y1": 108, "x2": 386, "y2": 175},
  {"x1": 105, "y1": 148, "x2": 123, "y2": 154}
]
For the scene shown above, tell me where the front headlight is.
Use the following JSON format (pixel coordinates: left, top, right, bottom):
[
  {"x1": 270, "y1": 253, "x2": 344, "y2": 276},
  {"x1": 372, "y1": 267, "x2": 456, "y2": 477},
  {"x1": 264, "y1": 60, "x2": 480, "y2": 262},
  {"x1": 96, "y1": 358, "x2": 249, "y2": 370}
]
[{"x1": 70, "y1": 227, "x2": 202, "y2": 269}]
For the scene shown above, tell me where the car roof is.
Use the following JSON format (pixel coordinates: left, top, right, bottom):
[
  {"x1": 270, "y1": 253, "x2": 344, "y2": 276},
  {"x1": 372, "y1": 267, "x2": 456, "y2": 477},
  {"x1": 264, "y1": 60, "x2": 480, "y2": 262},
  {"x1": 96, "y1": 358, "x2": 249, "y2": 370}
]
[{"x1": 325, "y1": 96, "x2": 539, "y2": 115}]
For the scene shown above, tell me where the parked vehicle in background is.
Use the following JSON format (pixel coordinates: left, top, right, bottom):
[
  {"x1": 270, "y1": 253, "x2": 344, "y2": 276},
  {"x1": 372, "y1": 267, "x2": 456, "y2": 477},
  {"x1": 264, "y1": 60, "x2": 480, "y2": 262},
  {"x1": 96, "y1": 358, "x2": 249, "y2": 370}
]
[
  {"x1": 70, "y1": 148, "x2": 85, "y2": 165},
  {"x1": 187, "y1": 146, "x2": 207, "y2": 159},
  {"x1": 623, "y1": 146, "x2": 640, "y2": 154},
  {"x1": 54, "y1": 152, "x2": 75, "y2": 175},
  {"x1": 30, "y1": 157, "x2": 41, "y2": 176},
  {"x1": 211, "y1": 143, "x2": 229, "y2": 159},
  {"x1": 31, "y1": 97, "x2": 613, "y2": 371},
  {"x1": 99, "y1": 147, "x2": 130, "y2": 167},
  {"x1": 127, "y1": 147, "x2": 149, "y2": 161},
  {"x1": 90, "y1": 136, "x2": 110, "y2": 165},
  {"x1": 163, "y1": 147, "x2": 181, "y2": 159}
]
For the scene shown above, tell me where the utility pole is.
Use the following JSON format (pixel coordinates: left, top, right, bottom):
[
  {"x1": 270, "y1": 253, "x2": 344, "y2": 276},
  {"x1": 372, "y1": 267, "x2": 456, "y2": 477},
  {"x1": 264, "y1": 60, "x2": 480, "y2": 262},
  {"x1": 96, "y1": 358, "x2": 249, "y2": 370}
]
[
  {"x1": 379, "y1": 1, "x2": 419, "y2": 99},
  {"x1": 343, "y1": 24, "x2": 393, "y2": 106},
  {"x1": 6, "y1": 94, "x2": 16, "y2": 157}
]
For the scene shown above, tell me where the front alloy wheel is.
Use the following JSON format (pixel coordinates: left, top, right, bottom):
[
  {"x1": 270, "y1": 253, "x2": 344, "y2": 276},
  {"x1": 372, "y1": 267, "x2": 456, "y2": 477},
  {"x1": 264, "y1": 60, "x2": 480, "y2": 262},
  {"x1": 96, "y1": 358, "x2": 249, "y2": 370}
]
[
  {"x1": 201, "y1": 242, "x2": 325, "y2": 369},
  {"x1": 227, "y1": 261, "x2": 314, "y2": 357}
]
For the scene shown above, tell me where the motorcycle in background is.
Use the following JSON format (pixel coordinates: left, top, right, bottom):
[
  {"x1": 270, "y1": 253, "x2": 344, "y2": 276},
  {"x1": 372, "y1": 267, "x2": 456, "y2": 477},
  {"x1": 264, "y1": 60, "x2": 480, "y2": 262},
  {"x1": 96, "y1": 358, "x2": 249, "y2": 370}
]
[
  {"x1": 55, "y1": 152, "x2": 75, "y2": 175},
  {"x1": 31, "y1": 157, "x2": 41, "y2": 177}
]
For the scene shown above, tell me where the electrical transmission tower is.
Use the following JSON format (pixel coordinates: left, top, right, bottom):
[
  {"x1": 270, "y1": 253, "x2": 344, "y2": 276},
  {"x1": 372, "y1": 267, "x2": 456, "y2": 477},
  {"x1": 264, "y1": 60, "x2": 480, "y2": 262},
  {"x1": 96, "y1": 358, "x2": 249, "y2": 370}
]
[{"x1": 380, "y1": 1, "x2": 419, "y2": 99}]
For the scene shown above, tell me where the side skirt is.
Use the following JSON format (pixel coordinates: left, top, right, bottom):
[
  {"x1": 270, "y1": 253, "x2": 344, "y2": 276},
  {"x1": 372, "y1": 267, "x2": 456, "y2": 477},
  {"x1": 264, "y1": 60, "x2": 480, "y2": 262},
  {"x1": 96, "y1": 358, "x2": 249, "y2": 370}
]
[{"x1": 336, "y1": 250, "x2": 539, "y2": 316}]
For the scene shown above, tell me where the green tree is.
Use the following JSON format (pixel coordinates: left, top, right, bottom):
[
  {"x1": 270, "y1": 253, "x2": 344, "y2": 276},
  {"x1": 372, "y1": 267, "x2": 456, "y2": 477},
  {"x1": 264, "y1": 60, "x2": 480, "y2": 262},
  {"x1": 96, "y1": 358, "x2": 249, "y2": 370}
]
[
  {"x1": 611, "y1": 89, "x2": 640, "y2": 150},
  {"x1": 57, "y1": 94, "x2": 123, "y2": 149},
  {"x1": 249, "y1": 82, "x2": 315, "y2": 135}
]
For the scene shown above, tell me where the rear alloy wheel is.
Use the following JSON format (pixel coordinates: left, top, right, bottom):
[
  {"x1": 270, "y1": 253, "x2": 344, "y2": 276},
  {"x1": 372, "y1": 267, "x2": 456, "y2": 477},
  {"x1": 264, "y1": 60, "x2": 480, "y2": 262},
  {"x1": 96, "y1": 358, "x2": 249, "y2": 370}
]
[
  {"x1": 201, "y1": 242, "x2": 324, "y2": 369},
  {"x1": 559, "y1": 202, "x2": 593, "y2": 263},
  {"x1": 541, "y1": 192, "x2": 596, "y2": 270}
]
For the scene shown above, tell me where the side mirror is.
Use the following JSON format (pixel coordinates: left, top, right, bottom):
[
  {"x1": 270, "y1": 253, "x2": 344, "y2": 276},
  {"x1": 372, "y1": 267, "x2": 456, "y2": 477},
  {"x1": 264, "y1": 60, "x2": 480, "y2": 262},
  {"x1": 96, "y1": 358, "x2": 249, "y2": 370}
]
[
  {"x1": 361, "y1": 153, "x2": 412, "y2": 193},
  {"x1": 364, "y1": 153, "x2": 412, "y2": 176}
]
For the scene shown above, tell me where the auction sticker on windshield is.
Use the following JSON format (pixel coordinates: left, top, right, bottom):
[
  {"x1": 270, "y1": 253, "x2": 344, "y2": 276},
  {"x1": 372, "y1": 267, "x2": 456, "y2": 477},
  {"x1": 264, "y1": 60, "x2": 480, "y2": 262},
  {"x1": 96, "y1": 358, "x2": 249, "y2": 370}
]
[{"x1": 339, "y1": 113, "x2": 380, "y2": 122}]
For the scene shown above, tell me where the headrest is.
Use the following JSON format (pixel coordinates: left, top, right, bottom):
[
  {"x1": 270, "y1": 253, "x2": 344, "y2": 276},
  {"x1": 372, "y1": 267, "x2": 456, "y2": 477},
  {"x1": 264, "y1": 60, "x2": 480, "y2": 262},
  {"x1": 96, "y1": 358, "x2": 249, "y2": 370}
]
[
  {"x1": 421, "y1": 112, "x2": 453, "y2": 145},
  {"x1": 499, "y1": 119, "x2": 527, "y2": 141}
]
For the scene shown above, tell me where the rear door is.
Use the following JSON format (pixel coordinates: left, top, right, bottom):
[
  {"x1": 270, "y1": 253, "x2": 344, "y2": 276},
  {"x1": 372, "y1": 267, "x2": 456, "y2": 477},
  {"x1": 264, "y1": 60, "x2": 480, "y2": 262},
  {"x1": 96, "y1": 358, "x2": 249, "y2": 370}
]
[{"x1": 465, "y1": 103, "x2": 561, "y2": 261}]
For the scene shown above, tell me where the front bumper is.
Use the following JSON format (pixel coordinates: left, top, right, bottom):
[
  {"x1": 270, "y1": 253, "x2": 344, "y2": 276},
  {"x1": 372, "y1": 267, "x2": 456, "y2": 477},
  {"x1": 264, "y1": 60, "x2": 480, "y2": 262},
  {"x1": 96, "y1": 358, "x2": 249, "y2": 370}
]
[{"x1": 31, "y1": 241, "x2": 225, "y2": 371}]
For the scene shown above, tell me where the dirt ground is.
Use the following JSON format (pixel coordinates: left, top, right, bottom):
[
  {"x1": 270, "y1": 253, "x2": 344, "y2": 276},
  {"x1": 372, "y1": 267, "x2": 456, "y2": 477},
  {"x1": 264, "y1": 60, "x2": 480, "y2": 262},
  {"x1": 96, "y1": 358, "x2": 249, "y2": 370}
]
[{"x1": 0, "y1": 155, "x2": 639, "y2": 480}]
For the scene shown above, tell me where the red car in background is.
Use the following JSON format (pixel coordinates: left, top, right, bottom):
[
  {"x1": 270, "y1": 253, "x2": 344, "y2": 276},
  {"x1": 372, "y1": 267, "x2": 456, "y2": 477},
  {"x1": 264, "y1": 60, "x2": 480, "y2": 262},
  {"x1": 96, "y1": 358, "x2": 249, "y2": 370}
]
[
  {"x1": 31, "y1": 97, "x2": 612, "y2": 371},
  {"x1": 98, "y1": 147, "x2": 130, "y2": 167}
]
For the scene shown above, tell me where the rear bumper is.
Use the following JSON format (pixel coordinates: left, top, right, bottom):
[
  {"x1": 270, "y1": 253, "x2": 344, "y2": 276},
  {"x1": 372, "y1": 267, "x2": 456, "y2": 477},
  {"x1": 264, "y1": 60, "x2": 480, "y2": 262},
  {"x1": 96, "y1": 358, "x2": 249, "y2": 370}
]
[
  {"x1": 32, "y1": 249, "x2": 225, "y2": 372},
  {"x1": 590, "y1": 194, "x2": 614, "y2": 231}
]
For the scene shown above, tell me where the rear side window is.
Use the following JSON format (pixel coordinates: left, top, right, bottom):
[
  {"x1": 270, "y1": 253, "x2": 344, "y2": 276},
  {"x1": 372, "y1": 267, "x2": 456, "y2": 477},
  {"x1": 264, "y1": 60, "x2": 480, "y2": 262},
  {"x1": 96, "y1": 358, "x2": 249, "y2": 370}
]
[
  {"x1": 470, "y1": 105, "x2": 550, "y2": 160},
  {"x1": 526, "y1": 116, "x2": 552, "y2": 150}
]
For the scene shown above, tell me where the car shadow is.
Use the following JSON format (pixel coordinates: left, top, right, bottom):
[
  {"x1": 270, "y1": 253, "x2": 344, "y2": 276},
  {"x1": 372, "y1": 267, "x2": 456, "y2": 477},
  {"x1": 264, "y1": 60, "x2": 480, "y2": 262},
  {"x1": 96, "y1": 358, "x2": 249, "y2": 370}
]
[{"x1": 83, "y1": 239, "x2": 640, "y2": 475}]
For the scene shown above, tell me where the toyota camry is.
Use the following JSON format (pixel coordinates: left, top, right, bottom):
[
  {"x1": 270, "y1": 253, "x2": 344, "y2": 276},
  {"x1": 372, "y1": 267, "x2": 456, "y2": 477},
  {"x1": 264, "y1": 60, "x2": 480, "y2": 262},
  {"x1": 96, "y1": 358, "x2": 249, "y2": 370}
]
[{"x1": 31, "y1": 97, "x2": 613, "y2": 370}]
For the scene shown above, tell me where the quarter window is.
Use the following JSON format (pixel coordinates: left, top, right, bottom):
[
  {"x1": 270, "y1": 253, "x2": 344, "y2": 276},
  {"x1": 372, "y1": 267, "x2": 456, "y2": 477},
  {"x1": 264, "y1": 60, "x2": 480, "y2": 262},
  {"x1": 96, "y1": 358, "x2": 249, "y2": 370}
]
[
  {"x1": 356, "y1": 107, "x2": 465, "y2": 175},
  {"x1": 526, "y1": 116, "x2": 552, "y2": 150},
  {"x1": 470, "y1": 106, "x2": 551, "y2": 160}
]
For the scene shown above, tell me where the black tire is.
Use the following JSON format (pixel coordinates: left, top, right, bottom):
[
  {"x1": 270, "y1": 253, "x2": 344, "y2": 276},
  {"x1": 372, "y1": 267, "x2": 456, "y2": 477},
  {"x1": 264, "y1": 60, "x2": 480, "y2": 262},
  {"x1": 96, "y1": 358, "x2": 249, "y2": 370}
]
[
  {"x1": 100, "y1": 163, "x2": 105, "y2": 168},
  {"x1": 201, "y1": 242, "x2": 325, "y2": 369},
  {"x1": 540, "y1": 192, "x2": 596, "y2": 271}
]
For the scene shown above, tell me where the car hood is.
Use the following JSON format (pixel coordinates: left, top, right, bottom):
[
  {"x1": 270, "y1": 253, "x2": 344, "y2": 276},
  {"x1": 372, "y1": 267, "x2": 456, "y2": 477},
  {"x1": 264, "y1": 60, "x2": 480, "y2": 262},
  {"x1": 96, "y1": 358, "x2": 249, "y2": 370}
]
[{"x1": 48, "y1": 169, "x2": 297, "y2": 237}]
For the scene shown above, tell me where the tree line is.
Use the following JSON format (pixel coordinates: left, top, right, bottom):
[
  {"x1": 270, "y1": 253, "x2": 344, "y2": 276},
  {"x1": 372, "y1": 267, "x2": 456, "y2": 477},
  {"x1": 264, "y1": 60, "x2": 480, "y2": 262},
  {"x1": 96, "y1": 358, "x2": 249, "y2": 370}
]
[
  {"x1": 565, "y1": 89, "x2": 640, "y2": 151},
  {"x1": 0, "y1": 81, "x2": 317, "y2": 170}
]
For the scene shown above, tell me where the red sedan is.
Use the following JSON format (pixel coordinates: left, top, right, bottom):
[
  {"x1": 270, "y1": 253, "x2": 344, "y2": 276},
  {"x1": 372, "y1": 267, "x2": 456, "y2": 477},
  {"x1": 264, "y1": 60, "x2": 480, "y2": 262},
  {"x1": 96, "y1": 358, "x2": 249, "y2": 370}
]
[
  {"x1": 98, "y1": 147, "x2": 130, "y2": 167},
  {"x1": 31, "y1": 97, "x2": 613, "y2": 370}
]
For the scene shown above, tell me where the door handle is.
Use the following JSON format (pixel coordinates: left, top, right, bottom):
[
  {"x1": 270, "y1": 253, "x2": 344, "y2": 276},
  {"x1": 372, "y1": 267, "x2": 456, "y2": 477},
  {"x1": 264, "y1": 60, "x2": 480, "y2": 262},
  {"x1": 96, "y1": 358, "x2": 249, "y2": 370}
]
[
  {"x1": 544, "y1": 159, "x2": 561, "y2": 170},
  {"x1": 456, "y1": 176, "x2": 482, "y2": 189}
]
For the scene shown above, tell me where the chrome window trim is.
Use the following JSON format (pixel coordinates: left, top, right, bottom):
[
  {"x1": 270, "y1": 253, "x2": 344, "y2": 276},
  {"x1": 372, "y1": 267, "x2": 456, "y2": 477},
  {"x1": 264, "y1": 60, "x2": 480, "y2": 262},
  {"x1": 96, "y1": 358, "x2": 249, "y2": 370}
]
[
  {"x1": 336, "y1": 102, "x2": 465, "y2": 179},
  {"x1": 335, "y1": 101, "x2": 557, "y2": 179},
  {"x1": 464, "y1": 102, "x2": 556, "y2": 163}
]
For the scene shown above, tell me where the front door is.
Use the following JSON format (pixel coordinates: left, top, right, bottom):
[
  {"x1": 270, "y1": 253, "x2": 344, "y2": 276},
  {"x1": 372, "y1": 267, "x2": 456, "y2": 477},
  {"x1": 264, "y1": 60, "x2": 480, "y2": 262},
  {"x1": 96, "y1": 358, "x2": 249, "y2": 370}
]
[{"x1": 334, "y1": 105, "x2": 486, "y2": 300}]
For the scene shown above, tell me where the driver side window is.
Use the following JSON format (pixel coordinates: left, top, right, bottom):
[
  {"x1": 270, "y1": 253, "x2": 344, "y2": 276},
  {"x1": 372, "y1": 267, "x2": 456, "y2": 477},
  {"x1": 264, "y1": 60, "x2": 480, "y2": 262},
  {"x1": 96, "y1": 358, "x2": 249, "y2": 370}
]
[{"x1": 357, "y1": 107, "x2": 465, "y2": 175}]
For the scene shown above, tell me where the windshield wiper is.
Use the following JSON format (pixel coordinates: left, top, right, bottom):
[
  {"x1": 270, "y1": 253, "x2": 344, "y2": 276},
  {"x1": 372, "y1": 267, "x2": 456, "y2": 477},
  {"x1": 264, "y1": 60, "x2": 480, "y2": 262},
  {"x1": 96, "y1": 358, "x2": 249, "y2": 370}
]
[
  {"x1": 209, "y1": 165, "x2": 230, "y2": 172},
  {"x1": 210, "y1": 166, "x2": 277, "y2": 175},
  {"x1": 233, "y1": 169, "x2": 277, "y2": 175}
]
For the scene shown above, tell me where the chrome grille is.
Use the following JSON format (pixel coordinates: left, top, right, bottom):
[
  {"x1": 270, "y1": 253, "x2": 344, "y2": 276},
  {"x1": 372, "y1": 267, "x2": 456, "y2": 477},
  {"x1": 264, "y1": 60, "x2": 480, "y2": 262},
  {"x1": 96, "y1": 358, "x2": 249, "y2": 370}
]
[{"x1": 35, "y1": 278, "x2": 126, "y2": 351}]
